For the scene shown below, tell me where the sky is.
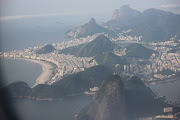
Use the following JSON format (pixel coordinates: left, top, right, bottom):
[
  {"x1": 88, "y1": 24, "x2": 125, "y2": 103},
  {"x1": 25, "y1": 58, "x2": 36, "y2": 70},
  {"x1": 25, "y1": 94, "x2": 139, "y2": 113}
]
[{"x1": 0, "y1": 0, "x2": 180, "y2": 22}]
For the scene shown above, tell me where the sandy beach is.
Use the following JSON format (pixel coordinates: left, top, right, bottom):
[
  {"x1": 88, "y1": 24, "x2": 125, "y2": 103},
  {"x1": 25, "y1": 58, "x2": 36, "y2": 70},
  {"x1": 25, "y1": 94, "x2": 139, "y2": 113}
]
[{"x1": 6, "y1": 57, "x2": 54, "y2": 86}]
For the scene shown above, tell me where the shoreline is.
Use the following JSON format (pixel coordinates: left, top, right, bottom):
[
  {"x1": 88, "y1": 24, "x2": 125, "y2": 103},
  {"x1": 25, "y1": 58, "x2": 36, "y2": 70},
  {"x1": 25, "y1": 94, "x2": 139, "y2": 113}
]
[
  {"x1": 145, "y1": 76, "x2": 180, "y2": 85},
  {"x1": 3, "y1": 57, "x2": 54, "y2": 87}
]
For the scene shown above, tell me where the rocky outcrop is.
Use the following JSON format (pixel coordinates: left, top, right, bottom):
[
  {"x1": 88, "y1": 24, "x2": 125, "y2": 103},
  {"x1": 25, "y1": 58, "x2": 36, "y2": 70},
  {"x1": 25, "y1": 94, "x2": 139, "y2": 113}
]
[
  {"x1": 77, "y1": 74, "x2": 126, "y2": 120},
  {"x1": 66, "y1": 18, "x2": 108, "y2": 38},
  {"x1": 112, "y1": 5, "x2": 142, "y2": 20}
]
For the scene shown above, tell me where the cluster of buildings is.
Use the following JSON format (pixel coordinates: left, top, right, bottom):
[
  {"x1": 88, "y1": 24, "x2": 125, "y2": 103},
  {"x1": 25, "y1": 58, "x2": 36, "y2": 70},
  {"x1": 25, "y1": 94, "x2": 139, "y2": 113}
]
[
  {"x1": 111, "y1": 32, "x2": 142, "y2": 42},
  {"x1": 138, "y1": 107, "x2": 180, "y2": 120},
  {"x1": 122, "y1": 52, "x2": 179, "y2": 81},
  {"x1": 1, "y1": 47, "x2": 98, "y2": 85},
  {"x1": 1, "y1": 32, "x2": 179, "y2": 84},
  {"x1": 150, "y1": 40, "x2": 179, "y2": 47},
  {"x1": 145, "y1": 41, "x2": 180, "y2": 81},
  {"x1": 113, "y1": 40, "x2": 180, "y2": 82},
  {"x1": 53, "y1": 33, "x2": 103, "y2": 50},
  {"x1": 152, "y1": 53, "x2": 179, "y2": 71}
]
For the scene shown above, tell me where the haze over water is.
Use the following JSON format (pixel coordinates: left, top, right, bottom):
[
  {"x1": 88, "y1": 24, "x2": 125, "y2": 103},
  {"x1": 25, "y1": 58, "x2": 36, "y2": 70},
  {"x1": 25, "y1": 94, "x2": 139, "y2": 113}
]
[{"x1": 0, "y1": 18, "x2": 72, "y2": 52}]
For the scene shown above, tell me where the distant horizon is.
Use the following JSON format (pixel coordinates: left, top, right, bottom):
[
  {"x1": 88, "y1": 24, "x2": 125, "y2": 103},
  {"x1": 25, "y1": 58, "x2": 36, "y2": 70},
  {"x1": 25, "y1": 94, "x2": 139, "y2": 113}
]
[{"x1": 1, "y1": 0, "x2": 180, "y2": 22}]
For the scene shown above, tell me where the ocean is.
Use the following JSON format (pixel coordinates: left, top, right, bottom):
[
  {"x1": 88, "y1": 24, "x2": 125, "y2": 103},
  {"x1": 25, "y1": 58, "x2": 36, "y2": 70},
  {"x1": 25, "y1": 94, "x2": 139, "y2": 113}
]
[
  {"x1": 149, "y1": 80, "x2": 180, "y2": 101},
  {"x1": 13, "y1": 95, "x2": 93, "y2": 120},
  {"x1": 1, "y1": 58, "x2": 42, "y2": 87},
  {"x1": 0, "y1": 18, "x2": 73, "y2": 52}
]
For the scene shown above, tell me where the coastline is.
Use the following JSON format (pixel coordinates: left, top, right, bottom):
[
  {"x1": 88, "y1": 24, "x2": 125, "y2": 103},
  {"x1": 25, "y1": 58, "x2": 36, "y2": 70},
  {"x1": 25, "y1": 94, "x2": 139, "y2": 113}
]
[
  {"x1": 145, "y1": 76, "x2": 180, "y2": 85},
  {"x1": 3, "y1": 57, "x2": 54, "y2": 87}
]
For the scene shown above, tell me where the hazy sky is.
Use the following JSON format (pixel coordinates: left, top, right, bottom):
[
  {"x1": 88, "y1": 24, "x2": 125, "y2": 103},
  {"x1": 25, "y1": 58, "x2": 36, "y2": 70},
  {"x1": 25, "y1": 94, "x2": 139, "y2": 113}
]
[{"x1": 0, "y1": 0, "x2": 180, "y2": 21}]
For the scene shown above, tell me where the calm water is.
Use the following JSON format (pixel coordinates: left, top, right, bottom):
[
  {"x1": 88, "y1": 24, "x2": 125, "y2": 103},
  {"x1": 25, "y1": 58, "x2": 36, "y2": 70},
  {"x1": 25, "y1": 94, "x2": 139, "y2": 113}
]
[
  {"x1": 0, "y1": 18, "x2": 72, "y2": 52},
  {"x1": 13, "y1": 95, "x2": 93, "y2": 120},
  {"x1": 148, "y1": 79, "x2": 180, "y2": 101},
  {"x1": 1, "y1": 58, "x2": 42, "y2": 87}
]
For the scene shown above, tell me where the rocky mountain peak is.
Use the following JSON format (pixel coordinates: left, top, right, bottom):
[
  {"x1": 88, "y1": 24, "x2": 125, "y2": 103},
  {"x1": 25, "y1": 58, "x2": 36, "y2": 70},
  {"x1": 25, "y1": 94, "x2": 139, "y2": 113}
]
[
  {"x1": 86, "y1": 74, "x2": 126, "y2": 120},
  {"x1": 112, "y1": 5, "x2": 142, "y2": 20},
  {"x1": 88, "y1": 18, "x2": 96, "y2": 24}
]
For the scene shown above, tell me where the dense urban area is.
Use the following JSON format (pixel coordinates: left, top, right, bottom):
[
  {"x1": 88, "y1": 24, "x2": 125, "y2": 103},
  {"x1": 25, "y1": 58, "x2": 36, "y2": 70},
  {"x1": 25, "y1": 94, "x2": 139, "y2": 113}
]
[{"x1": 1, "y1": 32, "x2": 179, "y2": 85}]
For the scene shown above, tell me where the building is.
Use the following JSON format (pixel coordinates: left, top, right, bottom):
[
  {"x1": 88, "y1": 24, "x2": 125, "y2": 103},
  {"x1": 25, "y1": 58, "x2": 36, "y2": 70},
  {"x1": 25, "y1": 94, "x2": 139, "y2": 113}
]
[
  {"x1": 155, "y1": 115, "x2": 174, "y2": 120},
  {"x1": 90, "y1": 87, "x2": 99, "y2": 92}
]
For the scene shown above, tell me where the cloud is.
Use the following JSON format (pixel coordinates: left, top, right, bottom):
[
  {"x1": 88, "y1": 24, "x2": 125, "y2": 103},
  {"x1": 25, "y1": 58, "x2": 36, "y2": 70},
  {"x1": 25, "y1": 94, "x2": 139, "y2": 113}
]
[
  {"x1": 160, "y1": 4, "x2": 180, "y2": 8},
  {"x1": 0, "y1": 12, "x2": 87, "y2": 21},
  {"x1": 159, "y1": 4, "x2": 180, "y2": 14},
  {"x1": 0, "y1": 13, "x2": 67, "y2": 21}
]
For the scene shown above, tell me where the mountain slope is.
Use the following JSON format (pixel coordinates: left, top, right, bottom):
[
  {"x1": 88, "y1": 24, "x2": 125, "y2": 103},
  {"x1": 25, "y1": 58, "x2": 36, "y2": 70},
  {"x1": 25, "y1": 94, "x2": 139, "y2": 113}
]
[
  {"x1": 122, "y1": 76, "x2": 168, "y2": 118},
  {"x1": 53, "y1": 65, "x2": 113, "y2": 95},
  {"x1": 59, "y1": 35, "x2": 120, "y2": 57},
  {"x1": 112, "y1": 5, "x2": 142, "y2": 20},
  {"x1": 4, "y1": 81, "x2": 65, "y2": 99},
  {"x1": 35, "y1": 44, "x2": 55, "y2": 54},
  {"x1": 142, "y1": 8, "x2": 180, "y2": 42},
  {"x1": 66, "y1": 18, "x2": 108, "y2": 38},
  {"x1": 77, "y1": 75, "x2": 170, "y2": 120},
  {"x1": 106, "y1": 6, "x2": 180, "y2": 42},
  {"x1": 77, "y1": 74, "x2": 126, "y2": 120},
  {"x1": 125, "y1": 43, "x2": 154, "y2": 59},
  {"x1": 91, "y1": 52, "x2": 127, "y2": 70},
  {"x1": 4, "y1": 81, "x2": 32, "y2": 97}
]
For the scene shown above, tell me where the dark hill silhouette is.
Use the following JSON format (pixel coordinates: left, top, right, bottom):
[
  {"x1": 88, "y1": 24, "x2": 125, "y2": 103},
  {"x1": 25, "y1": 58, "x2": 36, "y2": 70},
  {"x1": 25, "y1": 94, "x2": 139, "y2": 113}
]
[
  {"x1": 125, "y1": 43, "x2": 154, "y2": 59},
  {"x1": 35, "y1": 44, "x2": 55, "y2": 54}
]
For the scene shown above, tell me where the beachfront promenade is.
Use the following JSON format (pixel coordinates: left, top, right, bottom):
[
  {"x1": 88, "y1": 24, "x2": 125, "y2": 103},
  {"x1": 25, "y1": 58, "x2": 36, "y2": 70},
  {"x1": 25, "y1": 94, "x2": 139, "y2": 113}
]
[{"x1": 1, "y1": 50, "x2": 98, "y2": 86}]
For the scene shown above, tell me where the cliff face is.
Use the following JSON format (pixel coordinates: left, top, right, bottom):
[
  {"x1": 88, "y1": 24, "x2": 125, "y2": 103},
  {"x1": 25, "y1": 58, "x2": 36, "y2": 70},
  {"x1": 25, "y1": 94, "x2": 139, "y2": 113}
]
[
  {"x1": 78, "y1": 74, "x2": 126, "y2": 120},
  {"x1": 112, "y1": 5, "x2": 142, "y2": 20}
]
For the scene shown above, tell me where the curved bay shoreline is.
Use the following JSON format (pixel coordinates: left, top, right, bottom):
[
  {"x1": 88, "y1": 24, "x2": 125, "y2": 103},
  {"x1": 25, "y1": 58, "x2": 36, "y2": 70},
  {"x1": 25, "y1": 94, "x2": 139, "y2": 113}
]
[{"x1": 3, "y1": 57, "x2": 55, "y2": 87}]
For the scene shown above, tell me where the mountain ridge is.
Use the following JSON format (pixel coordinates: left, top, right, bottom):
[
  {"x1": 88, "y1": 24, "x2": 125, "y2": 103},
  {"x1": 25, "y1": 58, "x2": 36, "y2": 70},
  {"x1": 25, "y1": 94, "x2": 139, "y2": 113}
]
[
  {"x1": 106, "y1": 6, "x2": 180, "y2": 42},
  {"x1": 59, "y1": 35, "x2": 120, "y2": 57}
]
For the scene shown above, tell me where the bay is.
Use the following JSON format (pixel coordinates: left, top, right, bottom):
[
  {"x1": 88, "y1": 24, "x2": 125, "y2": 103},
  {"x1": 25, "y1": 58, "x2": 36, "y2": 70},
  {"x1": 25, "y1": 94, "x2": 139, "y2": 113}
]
[
  {"x1": 148, "y1": 79, "x2": 180, "y2": 101},
  {"x1": 1, "y1": 58, "x2": 42, "y2": 87},
  {"x1": 13, "y1": 95, "x2": 93, "y2": 120}
]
